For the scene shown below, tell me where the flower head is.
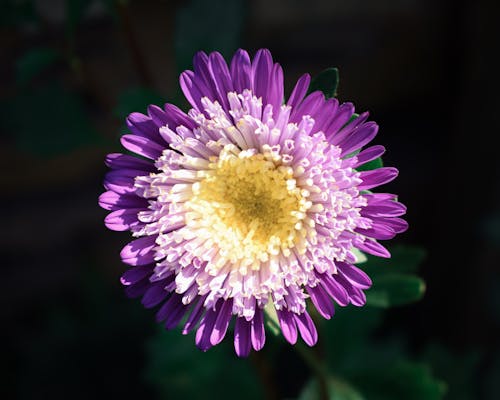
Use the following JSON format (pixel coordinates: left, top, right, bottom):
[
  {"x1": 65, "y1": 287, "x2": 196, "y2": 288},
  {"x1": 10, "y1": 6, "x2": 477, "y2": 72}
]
[{"x1": 99, "y1": 49, "x2": 407, "y2": 356}]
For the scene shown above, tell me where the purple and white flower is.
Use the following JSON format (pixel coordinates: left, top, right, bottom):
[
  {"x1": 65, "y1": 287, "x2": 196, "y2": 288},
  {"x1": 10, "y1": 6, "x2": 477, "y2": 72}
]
[{"x1": 99, "y1": 49, "x2": 407, "y2": 356}]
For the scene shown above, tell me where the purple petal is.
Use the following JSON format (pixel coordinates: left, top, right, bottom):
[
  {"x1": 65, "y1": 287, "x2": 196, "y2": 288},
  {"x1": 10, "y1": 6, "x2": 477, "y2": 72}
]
[
  {"x1": 252, "y1": 49, "x2": 273, "y2": 106},
  {"x1": 310, "y1": 98, "x2": 339, "y2": 134},
  {"x1": 120, "y1": 134, "x2": 165, "y2": 160},
  {"x1": 290, "y1": 91, "x2": 324, "y2": 124},
  {"x1": 328, "y1": 111, "x2": 369, "y2": 144},
  {"x1": 358, "y1": 167, "x2": 399, "y2": 190},
  {"x1": 105, "y1": 153, "x2": 154, "y2": 171},
  {"x1": 355, "y1": 238, "x2": 391, "y2": 258},
  {"x1": 293, "y1": 312, "x2": 318, "y2": 347},
  {"x1": 362, "y1": 197, "x2": 407, "y2": 217},
  {"x1": 103, "y1": 169, "x2": 143, "y2": 195},
  {"x1": 234, "y1": 317, "x2": 252, "y2": 357},
  {"x1": 209, "y1": 52, "x2": 234, "y2": 106},
  {"x1": 163, "y1": 103, "x2": 196, "y2": 130},
  {"x1": 98, "y1": 191, "x2": 147, "y2": 211},
  {"x1": 324, "y1": 102, "x2": 355, "y2": 139},
  {"x1": 350, "y1": 286, "x2": 367, "y2": 307},
  {"x1": 124, "y1": 277, "x2": 150, "y2": 298},
  {"x1": 333, "y1": 273, "x2": 367, "y2": 307},
  {"x1": 336, "y1": 262, "x2": 372, "y2": 289},
  {"x1": 352, "y1": 145, "x2": 386, "y2": 166},
  {"x1": 355, "y1": 223, "x2": 397, "y2": 240},
  {"x1": 266, "y1": 63, "x2": 284, "y2": 111},
  {"x1": 126, "y1": 112, "x2": 163, "y2": 142},
  {"x1": 195, "y1": 307, "x2": 218, "y2": 351},
  {"x1": 251, "y1": 308, "x2": 266, "y2": 351},
  {"x1": 320, "y1": 274, "x2": 350, "y2": 306},
  {"x1": 164, "y1": 295, "x2": 189, "y2": 329},
  {"x1": 142, "y1": 281, "x2": 169, "y2": 308},
  {"x1": 230, "y1": 49, "x2": 252, "y2": 93},
  {"x1": 120, "y1": 235, "x2": 157, "y2": 266},
  {"x1": 287, "y1": 73, "x2": 311, "y2": 109},
  {"x1": 210, "y1": 299, "x2": 234, "y2": 345},
  {"x1": 183, "y1": 297, "x2": 206, "y2": 334},
  {"x1": 307, "y1": 285, "x2": 335, "y2": 319},
  {"x1": 120, "y1": 265, "x2": 152, "y2": 286},
  {"x1": 193, "y1": 51, "x2": 217, "y2": 97},
  {"x1": 276, "y1": 309, "x2": 298, "y2": 344},
  {"x1": 147, "y1": 104, "x2": 170, "y2": 127},
  {"x1": 338, "y1": 122, "x2": 379, "y2": 157},
  {"x1": 104, "y1": 208, "x2": 142, "y2": 231},
  {"x1": 374, "y1": 217, "x2": 409, "y2": 233},
  {"x1": 364, "y1": 193, "x2": 398, "y2": 203},
  {"x1": 180, "y1": 70, "x2": 204, "y2": 111}
]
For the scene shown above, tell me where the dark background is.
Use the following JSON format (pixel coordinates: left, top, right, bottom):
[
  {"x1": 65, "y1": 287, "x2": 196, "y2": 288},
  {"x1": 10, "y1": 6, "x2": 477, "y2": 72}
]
[{"x1": 2, "y1": 0, "x2": 499, "y2": 399}]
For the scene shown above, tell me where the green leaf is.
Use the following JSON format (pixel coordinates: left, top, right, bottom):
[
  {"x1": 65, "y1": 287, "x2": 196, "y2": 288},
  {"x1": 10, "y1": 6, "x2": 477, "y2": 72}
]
[
  {"x1": 356, "y1": 157, "x2": 383, "y2": 172},
  {"x1": 307, "y1": 67, "x2": 339, "y2": 99},
  {"x1": 363, "y1": 245, "x2": 427, "y2": 277},
  {"x1": 351, "y1": 362, "x2": 446, "y2": 400},
  {"x1": 264, "y1": 302, "x2": 281, "y2": 336},
  {"x1": 366, "y1": 274, "x2": 426, "y2": 308},
  {"x1": 352, "y1": 248, "x2": 368, "y2": 264},
  {"x1": 299, "y1": 377, "x2": 365, "y2": 400},
  {"x1": 16, "y1": 47, "x2": 59, "y2": 86}
]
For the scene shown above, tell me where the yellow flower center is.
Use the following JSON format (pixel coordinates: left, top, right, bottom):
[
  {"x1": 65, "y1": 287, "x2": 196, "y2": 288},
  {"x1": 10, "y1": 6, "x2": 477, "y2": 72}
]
[{"x1": 184, "y1": 144, "x2": 312, "y2": 273}]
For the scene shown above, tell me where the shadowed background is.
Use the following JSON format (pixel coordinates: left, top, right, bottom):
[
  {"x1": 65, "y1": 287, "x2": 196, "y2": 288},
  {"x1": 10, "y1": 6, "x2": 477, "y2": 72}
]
[{"x1": 2, "y1": 0, "x2": 499, "y2": 399}]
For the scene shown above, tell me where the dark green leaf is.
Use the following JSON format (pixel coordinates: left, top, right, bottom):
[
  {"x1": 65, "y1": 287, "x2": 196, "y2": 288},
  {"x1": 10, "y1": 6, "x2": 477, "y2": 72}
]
[
  {"x1": 356, "y1": 157, "x2": 383, "y2": 172},
  {"x1": 351, "y1": 362, "x2": 446, "y2": 400},
  {"x1": 16, "y1": 47, "x2": 59, "y2": 86},
  {"x1": 308, "y1": 67, "x2": 339, "y2": 99},
  {"x1": 366, "y1": 274, "x2": 426, "y2": 308},
  {"x1": 363, "y1": 245, "x2": 427, "y2": 277},
  {"x1": 299, "y1": 377, "x2": 365, "y2": 400}
]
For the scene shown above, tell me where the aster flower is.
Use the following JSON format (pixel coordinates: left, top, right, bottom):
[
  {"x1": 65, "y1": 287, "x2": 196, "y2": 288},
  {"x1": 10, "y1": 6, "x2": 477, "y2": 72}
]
[{"x1": 99, "y1": 49, "x2": 407, "y2": 357}]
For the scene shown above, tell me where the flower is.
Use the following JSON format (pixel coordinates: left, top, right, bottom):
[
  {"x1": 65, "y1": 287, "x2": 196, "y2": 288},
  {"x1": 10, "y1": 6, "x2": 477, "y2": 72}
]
[{"x1": 99, "y1": 49, "x2": 407, "y2": 357}]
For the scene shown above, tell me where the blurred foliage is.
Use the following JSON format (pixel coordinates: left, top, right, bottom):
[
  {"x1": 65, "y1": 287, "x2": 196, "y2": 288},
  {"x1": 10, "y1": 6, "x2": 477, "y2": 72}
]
[
  {"x1": 174, "y1": 0, "x2": 245, "y2": 74},
  {"x1": 299, "y1": 377, "x2": 364, "y2": 400},
  {"x1": 16, "y1": 47, "x2": 59, "y2": 86},
  {"x1": 12, "y1": 267, "x2": 157, "y2": 399},
  {"x1": 114, "y1": 87, "x2": 165, "y2": 121},
  {"x1": 0, "y1": 82, "x2": 102, "y2": 157},
  {"x1": 145, "y1": 327, "x2": 264, "y2": 400},
  {"x1": 0, "y1": 0, "x2": 37, "y2": 27}
]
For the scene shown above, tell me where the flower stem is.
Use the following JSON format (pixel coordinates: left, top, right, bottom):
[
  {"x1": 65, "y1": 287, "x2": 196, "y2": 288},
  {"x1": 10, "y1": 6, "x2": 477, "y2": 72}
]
[
  {"x1": 294, "y1": 343, "x2": 329, "y2": 400},
  {"x1": 264, "y1": 310, "x2": 329, "y2": 399}
]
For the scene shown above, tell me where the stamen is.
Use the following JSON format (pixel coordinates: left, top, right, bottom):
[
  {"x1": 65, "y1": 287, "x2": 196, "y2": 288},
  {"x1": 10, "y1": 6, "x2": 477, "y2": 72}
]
[{"x1": 184, "y1": 144, "x2": 311, "y2": 272}]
